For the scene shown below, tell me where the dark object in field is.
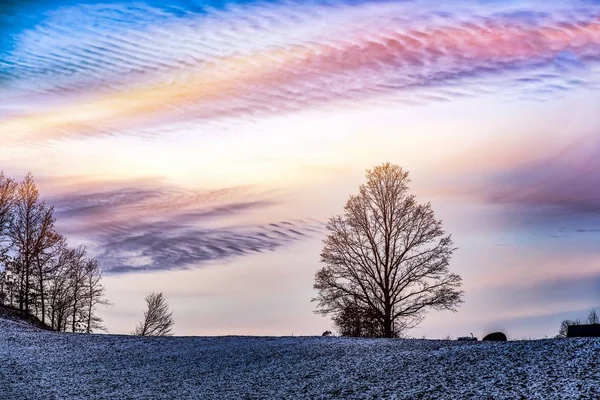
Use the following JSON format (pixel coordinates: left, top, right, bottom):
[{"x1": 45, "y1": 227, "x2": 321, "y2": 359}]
[
  {"x1": 457, "y1": 333, "x2": 477, "y2": 341},
  {"x1": 482, "y1": 332, "x2": 507, "y2": 341},
  {"x1": 567, "y1": 324, "x2": 600, "y2": 338},
  {"x1": 322, "y1": 330, "x2": 332, "y2": 337}
]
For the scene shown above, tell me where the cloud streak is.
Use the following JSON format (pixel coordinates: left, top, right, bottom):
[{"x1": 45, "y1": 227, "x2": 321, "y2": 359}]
[
  {"x1": 439, "y1": 130, "x2": 600, "y2": 239},
  {"x1": 47, "y1": 181, "x2": 322, "y2": 274},
  {"x1": 457, "y1": 138, "x2": 600, "y2": 213},
  {"x1": 2, "y1": 0, "x2": 600, "y2": 142},
  {"x1": 95, "y1": 219, "x2": 318, "y2": 274}
]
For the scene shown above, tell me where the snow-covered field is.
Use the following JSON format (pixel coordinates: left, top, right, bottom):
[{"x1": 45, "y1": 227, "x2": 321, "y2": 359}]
[{"x1": 1, "y1": 318, "x2": 599, "y2": 399}]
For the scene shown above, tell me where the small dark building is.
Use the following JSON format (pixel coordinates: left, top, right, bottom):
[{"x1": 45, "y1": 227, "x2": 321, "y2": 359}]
[{"x1": 567, "y1": 324, "x2": 600, "y2": 338}]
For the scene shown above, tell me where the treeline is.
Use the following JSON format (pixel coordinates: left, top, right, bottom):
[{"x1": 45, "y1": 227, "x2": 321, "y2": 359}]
[
  {"x1": 557, "y1": 309, "x2": 599, "y2": 338},
  {"x1": 0, "y1": 172, "x2": 110, "y2": 333}
]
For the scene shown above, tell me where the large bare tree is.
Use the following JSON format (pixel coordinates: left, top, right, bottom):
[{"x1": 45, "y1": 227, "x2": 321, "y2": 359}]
[
  {"x1": 313, "y1": 163, "x2": 463, "y2": 338},
  {"x1": 0, "y1": 172, "x2": 16, "y2": 245},
  {"x1": 133, "y1": 292, "x2": 175, "y2": 336},
  {"x1": 9, "y1": 173, "x2": 59, "y2": 314}
]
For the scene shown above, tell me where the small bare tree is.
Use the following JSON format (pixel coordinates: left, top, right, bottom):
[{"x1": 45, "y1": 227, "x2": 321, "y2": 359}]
[
  {"x1": 557, "y1": 319, "x2": 581, "y2": 338},
  {"x1": 133, "y1": 292, "x2": 175, "y2": 336},
  {"x1": 588, "y1": 309, "x2": 599, "y2": 325},
  {"x1": 313, "y1": 163, "x2": 463, "y2": 338},
  {"x1": 82, "y1": 258, "x2": 111, "y2": 333}
]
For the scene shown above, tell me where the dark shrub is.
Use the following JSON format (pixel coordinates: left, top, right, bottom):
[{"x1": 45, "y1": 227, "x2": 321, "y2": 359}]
[{"x1": 482, "y1": 332, "x2": 507, "y2": 341}]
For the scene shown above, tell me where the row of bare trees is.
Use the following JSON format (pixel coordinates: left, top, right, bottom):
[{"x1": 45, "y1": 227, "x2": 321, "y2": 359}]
[{"x1": 0, "y1": 172, "x2": 110, "y2": 333}]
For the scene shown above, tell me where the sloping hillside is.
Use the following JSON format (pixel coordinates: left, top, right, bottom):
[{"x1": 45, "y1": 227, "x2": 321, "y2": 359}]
[
  {"x1": 0, "y1": 305, "x2": 54, "y2": 331},
  {"x1": 1, "y1": 319, "x2": 599, "y2": 399}
]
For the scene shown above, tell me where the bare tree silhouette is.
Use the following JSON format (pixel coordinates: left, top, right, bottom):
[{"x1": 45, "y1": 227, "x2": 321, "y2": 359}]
[
  {"x1": 0, "y1": 173, "x2": 17, "y2": 304},
  {"x1": 134, "y1": 292, "x2": 175, "y2": 336},
  {"x1": 0, "y1": 173, "x2": 16, "y2": 256},
  {"x1": 313, "y1": 163, "x2": 463, "y2": 338},
  {"x1": 0, "y1": 172, "x2": 110, "y2": 332}
]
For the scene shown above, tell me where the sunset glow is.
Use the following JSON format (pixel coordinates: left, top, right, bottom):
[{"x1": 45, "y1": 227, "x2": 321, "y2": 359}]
[{"x1": 1, "y1": 0, "x2": 600, "y2": 338}]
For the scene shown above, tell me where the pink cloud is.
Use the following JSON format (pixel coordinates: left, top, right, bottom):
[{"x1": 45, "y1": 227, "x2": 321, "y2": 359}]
[{"x1": 2, "y1": 2, "x2": 600, "y2": 142}]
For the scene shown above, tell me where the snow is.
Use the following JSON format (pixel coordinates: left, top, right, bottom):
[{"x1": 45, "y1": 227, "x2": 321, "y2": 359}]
[{"x1": 1, "y1": 318, "x2": 599, "y2": 399}]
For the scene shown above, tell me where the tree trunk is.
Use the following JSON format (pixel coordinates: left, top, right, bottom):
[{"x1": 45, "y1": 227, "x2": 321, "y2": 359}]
[
  {"x1": 51, "y1": 306, "x2": 55, "y2": 330},
  {"x1": 71, "y1": 300, "x2": 77, "y2": 332},
  {"x1": 18, "y1": 270, "x2": 24, "y2": 311},
  {"x1": 86, "y1": 295, "x2": 92, "y2": 334},
  {"x1": 384, "y1": 316, "x2": 394, "y2": 338},
  {"x1": 57, "y1": 309, "x2": 64, "y2": 332},
  {"x1": 24, "y1": 261, "x2": 30, "y2": 314},
  {"x1": 383, "y1": 308, "x2": 393, "y2": 338},
  {"x1": 38, "y1": 274, "x2": 45, "y2": 324},
  {"x1": 72, "y1": 286, "x2": 79, "y2": 333}
]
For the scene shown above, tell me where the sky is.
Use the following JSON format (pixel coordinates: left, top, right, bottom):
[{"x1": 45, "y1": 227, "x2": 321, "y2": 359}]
[{"x1": 1, "y1": 0, "x2": 600, "y2": 338}]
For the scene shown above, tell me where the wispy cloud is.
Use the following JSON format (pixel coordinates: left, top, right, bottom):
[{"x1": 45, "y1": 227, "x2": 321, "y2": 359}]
[
  {"x1": 47, "y1": 181, "x2": 322, "y2": 274},
  {"x1": 94, "y1": 219, "x2": 318, "y2": 274},
  {"x1": 2, "y1": 0, "x2": 599, "y2": 142},
  {"x1": 483, "y1": 144, "x2": 600, "y2": 215},
  {"x1": 457, "y1": 138, "x2": 600, "y2": 211},
  {"x1": 441, "y1": 132, "x2": 600, "y2": 236},
  {"x1": 464, "y1": 268, "x2": 600, "y2": 324}
]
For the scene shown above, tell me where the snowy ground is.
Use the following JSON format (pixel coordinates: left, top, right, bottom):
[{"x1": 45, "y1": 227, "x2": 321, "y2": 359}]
[{"x1": 1, "y1": 318, "x2": 599, "y2": 399}]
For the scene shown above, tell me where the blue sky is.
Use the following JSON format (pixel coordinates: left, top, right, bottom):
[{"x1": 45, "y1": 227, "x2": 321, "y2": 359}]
[{"x1": 1, "y1": 0, "x2": 600, "y2": 337}]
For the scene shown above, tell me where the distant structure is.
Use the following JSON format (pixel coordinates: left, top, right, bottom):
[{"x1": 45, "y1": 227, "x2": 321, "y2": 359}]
[{"x1": 567, "y1": 324, "x2": 600, "y2": 338}]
